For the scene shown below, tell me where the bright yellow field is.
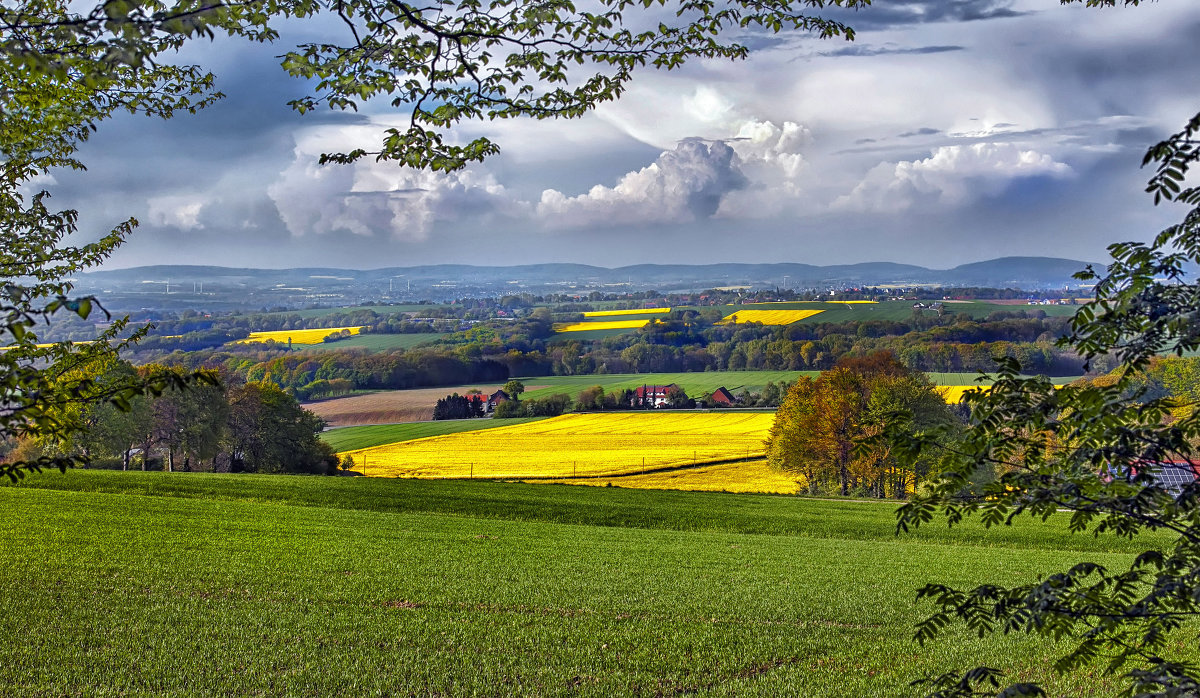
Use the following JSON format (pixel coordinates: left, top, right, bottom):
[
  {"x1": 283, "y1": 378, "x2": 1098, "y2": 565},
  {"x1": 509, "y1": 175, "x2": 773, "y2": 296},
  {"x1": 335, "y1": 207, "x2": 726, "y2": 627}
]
[
  {"x1": 937, "y1": 384, "x2": 1065, "y2": 403},
  {"x1": 539, "y1": 459, "x2": 801, "y2": 495},
  {"x1": 938, "y1": 385, "x2": 992, "y2": 403},
  {"x1": 826, "y1": 300, "x2": 877, "y2": 304},
  {"x1": 232, "y1": 326, "x2": 363, "y2": 345},
  {"x1": 553, "y1": 319, "x2": 653, "y2": 333},
  {"x1": 717, "y1": 309, "x2": 825, "y2": 325},
  {"x1": 341, "y1": 412, "x2": 775, "y2": 479},
  {"x1": 581, "y1": 307, "x2": 670, "y2": 317}
]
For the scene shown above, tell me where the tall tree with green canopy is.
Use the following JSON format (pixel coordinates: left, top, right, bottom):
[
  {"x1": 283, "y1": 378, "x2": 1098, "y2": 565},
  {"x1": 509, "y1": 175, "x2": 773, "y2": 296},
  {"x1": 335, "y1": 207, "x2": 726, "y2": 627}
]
[{"x1": 890, "y1": 5, "x2": 1200, "y2": 695}]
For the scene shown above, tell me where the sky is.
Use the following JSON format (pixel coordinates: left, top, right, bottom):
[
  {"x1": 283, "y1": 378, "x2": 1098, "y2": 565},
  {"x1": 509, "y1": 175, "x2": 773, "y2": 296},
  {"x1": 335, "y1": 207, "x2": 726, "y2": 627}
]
[{"x1": 51, "y1": 0, "x2": 1200, "y2": 271}]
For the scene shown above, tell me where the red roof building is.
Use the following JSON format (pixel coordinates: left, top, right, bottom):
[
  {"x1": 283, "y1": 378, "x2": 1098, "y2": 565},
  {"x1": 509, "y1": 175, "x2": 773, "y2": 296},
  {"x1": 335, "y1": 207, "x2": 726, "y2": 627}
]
[
  {"x1": 708, "y1": 387, "x2": 738, "y2": 406},
  {"x1": 486, "y1": 390, "x2": 510, "y2": 413},
  {"x1": 631, "y1": 384, "x2": 678, "y2": 408},
  {"x1": 1109, "y1": 461, "x2": 1200, "y2": 495}
]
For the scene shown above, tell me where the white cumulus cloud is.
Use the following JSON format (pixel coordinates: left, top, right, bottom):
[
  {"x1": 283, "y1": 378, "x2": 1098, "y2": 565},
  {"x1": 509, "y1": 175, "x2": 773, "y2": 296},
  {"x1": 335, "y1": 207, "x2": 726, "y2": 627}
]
[
  {"x1": 268, "y1": 128, "x2": 526, "y2": 241},
  {"x1": 146, "y1": 194, "x2": 205, "y2": 230},
  {"x1": 833, "y1": 142, "x2": 1073, "y2": 212},
  {"x1": 537, "y1": 138, "x2": 747, "y2": 229}
]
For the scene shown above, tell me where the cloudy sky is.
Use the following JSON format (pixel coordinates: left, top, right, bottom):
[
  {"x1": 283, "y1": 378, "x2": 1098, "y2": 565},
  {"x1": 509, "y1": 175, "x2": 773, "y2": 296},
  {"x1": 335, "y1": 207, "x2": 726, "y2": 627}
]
[{"x1": 53, "y1": 0, "x2": 1200, "y2": 270}]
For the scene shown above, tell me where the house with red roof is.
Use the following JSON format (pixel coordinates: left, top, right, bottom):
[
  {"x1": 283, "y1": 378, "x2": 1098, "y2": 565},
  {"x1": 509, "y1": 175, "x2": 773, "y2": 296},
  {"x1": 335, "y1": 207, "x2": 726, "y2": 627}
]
[
  {"x1": 708, "y1": 386, "x2": 738, "y2": 407},
  {"x1": 486, "y1": 390, "x2": 510, "y2": 414},
  {"x1": 631, "y1": 384, "x2": 678, "y2": 408}
]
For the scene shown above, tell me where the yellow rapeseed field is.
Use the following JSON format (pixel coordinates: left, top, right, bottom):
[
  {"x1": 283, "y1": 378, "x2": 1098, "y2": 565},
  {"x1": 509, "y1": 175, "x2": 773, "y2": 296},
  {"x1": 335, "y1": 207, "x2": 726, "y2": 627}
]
[
  {"x1": 539, "y1": 459, "x2": 801, "y2": 494},
  {"x1": 937, "y1": 384, "x2": 1066, "y2": 403},
  {"x1": 553, "y1": 319, "x2": 653, "y2": 333},
  {"x1": 341, "y1": 412, "x2": 775, "y2": 479},
  {"x1": 826, "y1": 300, "x2": 877, "y2": 304},
  {"x1": 938, "y1": 385, "x2": 992, "y2": 403},
  {"x1": 581, "y1": 307, "x2": 670, "y2": 317},
  {"x1": 717, "y1": 309, "x2": 825, "y2": 325},
  {"x1": 231, "y1": 326, "x2": 363, "y2": 345}
]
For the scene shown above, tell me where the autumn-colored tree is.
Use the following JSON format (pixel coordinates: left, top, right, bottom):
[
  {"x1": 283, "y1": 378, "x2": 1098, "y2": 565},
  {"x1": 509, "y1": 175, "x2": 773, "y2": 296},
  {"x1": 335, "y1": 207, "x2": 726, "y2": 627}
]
[{"x1": 767, "y1": 352, "x2": 957, "y2": 496}]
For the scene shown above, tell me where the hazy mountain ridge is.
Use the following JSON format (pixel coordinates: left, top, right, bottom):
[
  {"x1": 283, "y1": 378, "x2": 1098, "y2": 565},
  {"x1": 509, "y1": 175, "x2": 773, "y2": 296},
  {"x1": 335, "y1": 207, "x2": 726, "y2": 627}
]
[{"x1": 84, "y1": 257, "x2": 1095, "y2": 289}]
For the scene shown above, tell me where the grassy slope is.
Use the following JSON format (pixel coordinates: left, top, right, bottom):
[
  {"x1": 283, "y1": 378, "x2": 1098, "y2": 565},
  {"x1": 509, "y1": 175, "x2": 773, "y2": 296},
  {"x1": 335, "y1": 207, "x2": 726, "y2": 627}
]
[
  {"x1": 517, "y1": 371, "x2": 1077, "y2": 401},
  {"x1": 547, "y1": 326, "x2": 644, "y2": 342},
  {"x1": 293, "y1": 332, "x2": 448, "y2": 352},
  {"x1": 1, "y1": 471, "x2": 1160, "y2": 696},
  {"x1": 517, "y1": 371, "x2": 817, "y2": 401},
  {"x1": 322, "y1": 417, "x2": 549, "y2": 451}
]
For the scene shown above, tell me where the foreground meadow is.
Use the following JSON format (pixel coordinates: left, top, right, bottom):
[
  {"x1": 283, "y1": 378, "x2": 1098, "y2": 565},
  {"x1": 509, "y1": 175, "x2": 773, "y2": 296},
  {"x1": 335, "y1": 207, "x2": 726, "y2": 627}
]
[
  {"x1": 338, "y1": 412, "x2": 776, "y2": 479},
  {"x1": 1, "y1": 471, "x2": 1164, "y2": 696}
]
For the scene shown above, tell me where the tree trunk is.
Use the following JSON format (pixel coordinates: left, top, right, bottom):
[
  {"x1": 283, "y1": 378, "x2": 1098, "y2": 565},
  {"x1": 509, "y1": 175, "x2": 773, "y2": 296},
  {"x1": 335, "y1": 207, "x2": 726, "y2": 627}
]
[
  {"x1": 167, "y1": 448, "x2": 174, "y2": 473},
  {"x1": 122, "y1": 449, "x2": 129, "y2": 471}
]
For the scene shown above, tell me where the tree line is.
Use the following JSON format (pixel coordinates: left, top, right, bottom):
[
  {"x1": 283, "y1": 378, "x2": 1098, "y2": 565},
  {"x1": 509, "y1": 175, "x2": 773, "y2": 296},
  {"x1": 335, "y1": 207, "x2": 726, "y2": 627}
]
[
  {"x1": 3, "y1": 359, "x2": 339, "y2": 475},
  {"x1": 136, "y1": 310, "x2": 1085, "y2": 403}
]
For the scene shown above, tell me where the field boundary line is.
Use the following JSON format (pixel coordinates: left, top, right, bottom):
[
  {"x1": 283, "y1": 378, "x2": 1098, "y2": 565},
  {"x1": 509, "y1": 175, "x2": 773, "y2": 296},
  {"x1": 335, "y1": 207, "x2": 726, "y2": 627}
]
[{"x1": 509, "y1": 455, "x2": 767, "y2": 482}]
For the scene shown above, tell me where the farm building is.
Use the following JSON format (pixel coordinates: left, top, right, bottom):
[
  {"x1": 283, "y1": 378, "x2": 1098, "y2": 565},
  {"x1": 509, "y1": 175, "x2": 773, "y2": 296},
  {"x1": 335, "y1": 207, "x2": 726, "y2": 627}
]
[
  {"x1": 708, "y1": 387, "x2": 738, "y2": 407},
  {"x1": 486, "y1": 390, "x2": 511, "y2": 414},
  {"x1": 1106, "y1": 461, "x2": 1200, "y2": 495},
  {"x1": 631, "y1": 384, "x2": 679, "y2": 408}
]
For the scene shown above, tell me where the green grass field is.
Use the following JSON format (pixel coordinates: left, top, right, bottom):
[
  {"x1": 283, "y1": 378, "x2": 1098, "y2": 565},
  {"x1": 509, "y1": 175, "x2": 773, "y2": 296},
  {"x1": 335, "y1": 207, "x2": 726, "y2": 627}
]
[
  {"x1": 923, "y1": 372, "x2": 1080, "y2": 386},
  {"x1": 322, "y1": 417, "x2": 549, "y2": 451},
  {"x1": 293, "y1": 332, "x2": 448, "y2": 352},
  {"x1": 1, "y1": 471, "x2": 1164, "y2": 696},
  {"x1": 518, "y1": 371, "x2": 817, "y2": 401},
  {"x1": 516, "y1": 371, "x2": 1079, "y2": 401},
  {"x1": 547, "y1": 326, "x2": 649, "y2": 343}
]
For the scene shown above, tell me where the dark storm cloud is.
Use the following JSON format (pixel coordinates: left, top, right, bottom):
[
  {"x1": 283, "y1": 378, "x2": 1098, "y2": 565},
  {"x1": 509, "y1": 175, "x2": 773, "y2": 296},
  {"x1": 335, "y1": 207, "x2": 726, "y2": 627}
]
[
  {"x1": 819, "y1": 44, "x2": 964, "y2": 57},
  {"x1": 816, "y1": 0, "x2": 1027, "y2": 30},
  {"x1": 898, "y1": 128, "x2": 942, "y2": 138}
]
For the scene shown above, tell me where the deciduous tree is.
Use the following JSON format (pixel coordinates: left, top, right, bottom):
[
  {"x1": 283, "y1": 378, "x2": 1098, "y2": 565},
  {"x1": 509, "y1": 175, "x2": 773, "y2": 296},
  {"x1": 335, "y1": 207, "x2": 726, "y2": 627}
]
[
  {"x1": 767, "y1": 352, "x2": 954, "y2": 496},
  {"x1": 894, "y1": 6, "x2": 1200, "y2": 691}
]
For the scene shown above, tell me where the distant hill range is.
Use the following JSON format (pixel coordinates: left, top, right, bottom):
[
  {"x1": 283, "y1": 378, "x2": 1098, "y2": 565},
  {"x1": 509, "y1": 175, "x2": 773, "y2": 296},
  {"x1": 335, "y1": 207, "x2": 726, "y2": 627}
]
[{"x1": 84, "y1": 257, "x2": 1096, "y2": 291}]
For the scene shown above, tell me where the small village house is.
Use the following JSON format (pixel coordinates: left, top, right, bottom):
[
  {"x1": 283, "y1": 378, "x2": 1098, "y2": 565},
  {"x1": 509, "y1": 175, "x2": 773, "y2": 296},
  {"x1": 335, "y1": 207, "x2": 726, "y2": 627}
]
[
  {"x1": 708, "y1": 387, "x2": 738, "y2": 407},
  {"x1": 631, "y1": 384, "x2": 679, "y2": 408},
  {"x1": 486, "y1": 390, "x2": 510, "y2": 414}
]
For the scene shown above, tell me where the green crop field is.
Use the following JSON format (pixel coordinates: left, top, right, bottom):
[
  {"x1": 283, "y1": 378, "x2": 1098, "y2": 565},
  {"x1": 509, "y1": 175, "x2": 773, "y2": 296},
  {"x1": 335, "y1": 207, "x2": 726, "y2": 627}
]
[
  {"x1": 517, "y1": 371, "x2": 816, "y2": 401},
  {"x1": 515, "y1": 371, "x2": 1080, "y2": 401},
  {"x1": 1, "y1": 471, "x2": 1164, "y2": 696},
  {"x1": 294, "y1": 332, "x2": 449, "y2": 352},
  {"x1": 924, "y1": 372, "x2": 1081, "y2": 386},
  {"x1": 547, "y1": 326, "x2": 649, "y2": 342},
  {"x1": 322, "y1": 417, "x2": 549, "y2": 451}
]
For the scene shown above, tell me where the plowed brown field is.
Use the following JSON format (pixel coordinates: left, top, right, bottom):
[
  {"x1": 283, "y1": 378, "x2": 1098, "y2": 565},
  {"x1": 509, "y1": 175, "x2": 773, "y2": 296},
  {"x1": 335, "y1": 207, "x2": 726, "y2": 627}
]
[{"x1": 305, "y1": 385, "x2": 544, "y2": 426}]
